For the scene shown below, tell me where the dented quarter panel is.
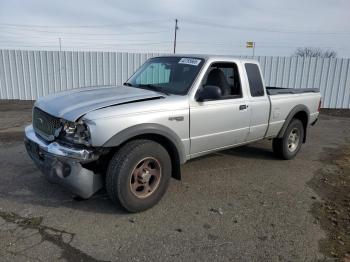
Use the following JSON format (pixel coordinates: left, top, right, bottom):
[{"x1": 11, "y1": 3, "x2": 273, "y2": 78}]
[
  {"x1": 265, "y1": 92, "x2": 321, "y2": 137},
  {"x1": 83, "y1": 95, "x2": 191, "y2": 157}
]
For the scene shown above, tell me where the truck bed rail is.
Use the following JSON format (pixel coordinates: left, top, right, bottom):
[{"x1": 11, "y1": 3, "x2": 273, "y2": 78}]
[{"x1": 266, "y1": 87, "x2": 319, "y2": 95}]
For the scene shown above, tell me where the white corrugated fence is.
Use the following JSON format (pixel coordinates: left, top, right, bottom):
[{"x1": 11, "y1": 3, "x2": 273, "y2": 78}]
[{"x1": 0, "y1": 49, "x2": 349, "y2": 108}]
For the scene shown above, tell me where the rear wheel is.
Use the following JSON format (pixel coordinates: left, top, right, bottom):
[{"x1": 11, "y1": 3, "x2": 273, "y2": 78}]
[
  {"x1": 106, "y1": 139, "x2": 172, "y2": 212},
  {"x1": 273, "y1": 119, "x2": 304, "y2": 160}
]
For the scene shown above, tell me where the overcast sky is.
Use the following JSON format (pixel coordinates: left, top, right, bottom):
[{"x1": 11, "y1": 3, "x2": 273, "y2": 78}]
[{"x1": 0, "y1": 0, "x2": 349, "y2": 57}]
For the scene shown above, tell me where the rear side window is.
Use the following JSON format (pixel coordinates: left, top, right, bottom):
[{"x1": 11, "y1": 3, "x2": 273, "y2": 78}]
[{"x1": 245, "y1": 63, "x2": 264, "y2": 97}]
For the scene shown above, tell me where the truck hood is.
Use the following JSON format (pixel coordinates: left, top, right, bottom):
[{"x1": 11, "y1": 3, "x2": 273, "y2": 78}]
[{"x1": 35, "y1": 85, "x2": 163, "y2": 122}]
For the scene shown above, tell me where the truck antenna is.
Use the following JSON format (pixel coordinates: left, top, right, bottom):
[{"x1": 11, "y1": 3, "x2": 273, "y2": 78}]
[{"x1": 173, "y1": 19, "x2": 178, "y2": 54}]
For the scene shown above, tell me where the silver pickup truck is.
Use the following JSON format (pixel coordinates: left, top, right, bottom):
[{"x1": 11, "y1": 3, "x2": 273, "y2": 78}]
[{"x1": 25, "y1": 55, "x2": 321, "y2": 212}]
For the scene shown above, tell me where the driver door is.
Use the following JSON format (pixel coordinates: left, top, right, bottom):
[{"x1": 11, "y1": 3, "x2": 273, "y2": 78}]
[{"x1": 189, "y1": 62, "x2": 250, "y2": 156}]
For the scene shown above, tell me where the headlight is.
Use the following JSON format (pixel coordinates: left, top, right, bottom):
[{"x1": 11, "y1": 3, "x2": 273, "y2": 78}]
[{"x1": 61, "y1": 120, "x2": 91, "y2": 146}]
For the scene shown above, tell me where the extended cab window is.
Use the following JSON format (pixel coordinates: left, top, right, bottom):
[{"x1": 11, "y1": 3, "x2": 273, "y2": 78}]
[
  {"x1": 201, "y1": 62, "x2": 242, "y2": 99},
  {"x1": 245, "y1": 63, "x2": 265, "y2": 97}
]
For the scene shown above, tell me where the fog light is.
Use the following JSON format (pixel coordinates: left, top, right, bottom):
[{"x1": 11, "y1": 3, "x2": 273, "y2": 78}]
[{"x1": 62, "y1": 163, "x2": 71, "y2": 178}]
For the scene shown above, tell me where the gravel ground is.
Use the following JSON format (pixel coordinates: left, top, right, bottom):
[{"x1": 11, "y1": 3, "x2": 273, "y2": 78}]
[{"x1": 0, "y1": 101, "x2": 349, "y2": 262}]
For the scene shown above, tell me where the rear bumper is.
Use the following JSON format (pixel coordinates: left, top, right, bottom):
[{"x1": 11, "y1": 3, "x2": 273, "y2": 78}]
[
  {"x1": 24, "y1": 125, "x2": 103, "y2": 199},
  {"x1": 310, "y1": 112, "x2": 319, "y2": 126},
  {"x1": 311, "y1": 118, "x2": 318, "y2": 126}
]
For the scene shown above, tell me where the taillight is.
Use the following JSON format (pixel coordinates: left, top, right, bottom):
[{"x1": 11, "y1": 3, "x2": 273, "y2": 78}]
[{"x1": 318, "y1": 99, "x2": 322, "y2": 112}]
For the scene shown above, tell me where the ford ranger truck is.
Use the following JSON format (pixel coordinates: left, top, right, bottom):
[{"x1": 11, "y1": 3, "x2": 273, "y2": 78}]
[{"x1": 24, "y1": 55, "x2": 321, "y2": 212}]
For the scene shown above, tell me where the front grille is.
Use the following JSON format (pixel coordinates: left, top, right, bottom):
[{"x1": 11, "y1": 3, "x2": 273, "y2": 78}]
[{"x1": 33, "y1": 107, "x2": 61, "y2": 140}]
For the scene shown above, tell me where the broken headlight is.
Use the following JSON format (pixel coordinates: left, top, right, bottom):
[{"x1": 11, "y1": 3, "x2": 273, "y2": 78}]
[{"x1": 60, "y1": 120, "x2": 91, "y2": 146}]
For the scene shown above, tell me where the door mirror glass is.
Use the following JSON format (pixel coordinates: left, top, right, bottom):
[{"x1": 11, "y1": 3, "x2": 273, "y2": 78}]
[{"x1": 196, "y1": 85, "x2": 222, "y2": 102}]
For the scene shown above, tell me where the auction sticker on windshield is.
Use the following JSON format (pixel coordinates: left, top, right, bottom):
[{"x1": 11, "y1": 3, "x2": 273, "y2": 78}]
[{"x1": 179, "y1": 58, "x2": 201, "y2": 66}]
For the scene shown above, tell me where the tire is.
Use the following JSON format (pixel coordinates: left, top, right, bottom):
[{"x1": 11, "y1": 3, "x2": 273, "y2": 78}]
[
  {"x1": 272, "y1": 119, "x2": 304, "y2": 160},
  {"x1": 106, "y1": 139, "x2": 172, "y2": 212}
]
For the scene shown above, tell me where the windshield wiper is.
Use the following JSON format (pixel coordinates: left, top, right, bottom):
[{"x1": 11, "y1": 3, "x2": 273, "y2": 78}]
[{"x1": 137, "y1": 84, "x2": 170, "y2": 96}]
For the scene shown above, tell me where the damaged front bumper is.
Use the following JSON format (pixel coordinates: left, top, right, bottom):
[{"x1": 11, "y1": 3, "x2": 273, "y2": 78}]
[{"x1": 24, "y1": 125, "x2": 103, "y2": 199}]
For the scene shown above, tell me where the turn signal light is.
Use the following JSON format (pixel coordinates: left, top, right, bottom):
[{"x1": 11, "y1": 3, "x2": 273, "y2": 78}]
[{"x1": 318, "y1": 99, "x2": 322, "y2": 112}]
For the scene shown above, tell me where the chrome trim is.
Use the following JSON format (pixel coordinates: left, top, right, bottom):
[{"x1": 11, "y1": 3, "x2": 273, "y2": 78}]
[{"x1": 25, "y1": 125, "x2": 98, "y2": 161}]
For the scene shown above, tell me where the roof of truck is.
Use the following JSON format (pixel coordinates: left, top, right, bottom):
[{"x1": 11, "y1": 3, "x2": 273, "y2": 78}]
[{"x1": 152, "y1": 54, "x2": 258, "y2": 63}]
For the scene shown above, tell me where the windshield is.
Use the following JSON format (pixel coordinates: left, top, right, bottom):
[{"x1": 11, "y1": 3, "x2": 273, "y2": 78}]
[{"x1": 125, "y1": 57, "x2": 205, "y2": 95}]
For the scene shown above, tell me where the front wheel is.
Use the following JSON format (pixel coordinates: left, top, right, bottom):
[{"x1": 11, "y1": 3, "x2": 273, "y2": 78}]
[
  {"x1": 273, "y1": 119, "x2": 304, "y2": 160},
  {"x1": 106, "y1": 139, "x2": 172, "y2": 212}
]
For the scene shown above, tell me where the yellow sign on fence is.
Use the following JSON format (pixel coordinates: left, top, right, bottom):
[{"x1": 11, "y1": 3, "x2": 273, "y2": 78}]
[{"x1": 246, "y1": 41, "x2": 254, "y2": 48}]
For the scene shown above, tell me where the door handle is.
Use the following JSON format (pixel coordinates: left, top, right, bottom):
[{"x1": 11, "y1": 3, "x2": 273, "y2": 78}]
[{"x1": 239, "y1": 104, "x2": 248, "y2": 110}]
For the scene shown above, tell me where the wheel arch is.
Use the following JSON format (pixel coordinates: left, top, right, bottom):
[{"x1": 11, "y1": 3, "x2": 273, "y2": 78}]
[
  {"x1": 278, "y1": 105, "x2": 310, "y2": 143},
  {"x1": 103, "y1": 124, "x2": 186, "y2": 180}
]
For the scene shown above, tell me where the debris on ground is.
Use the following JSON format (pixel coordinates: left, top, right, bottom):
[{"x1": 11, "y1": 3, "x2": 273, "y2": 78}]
[
  {"x1": 308, "y1": 143, "x2": 350, "y2": 261},
  {"x1": 209, "y1": 208, "x2": 224, "y2": 215}
]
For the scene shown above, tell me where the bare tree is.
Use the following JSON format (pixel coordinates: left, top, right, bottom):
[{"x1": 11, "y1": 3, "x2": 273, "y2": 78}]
[{"x1": 293, "y1": 47, "x2": 337, "y2": 58}]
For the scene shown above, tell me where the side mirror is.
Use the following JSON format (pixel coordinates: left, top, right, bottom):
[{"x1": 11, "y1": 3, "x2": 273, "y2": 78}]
[{"x1": 196, "y1": 85, "x2": 222, "y2": 102}]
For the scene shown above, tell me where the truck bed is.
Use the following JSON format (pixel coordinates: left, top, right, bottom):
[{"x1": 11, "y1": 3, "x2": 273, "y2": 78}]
[
  {"x1": 266, "y1": 87, "x2": 319, "y2": 96},
  {"x1": 265, "y1": 87, "x2": 321, "y2": 138}
]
